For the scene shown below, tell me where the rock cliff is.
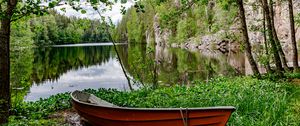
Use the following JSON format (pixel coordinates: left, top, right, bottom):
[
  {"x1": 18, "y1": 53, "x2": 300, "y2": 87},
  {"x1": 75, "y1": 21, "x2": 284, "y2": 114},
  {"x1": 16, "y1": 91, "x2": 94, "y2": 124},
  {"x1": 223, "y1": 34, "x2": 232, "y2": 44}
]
[{"x1": 152, "y1": 0, "x2": 300, "y2": 56}]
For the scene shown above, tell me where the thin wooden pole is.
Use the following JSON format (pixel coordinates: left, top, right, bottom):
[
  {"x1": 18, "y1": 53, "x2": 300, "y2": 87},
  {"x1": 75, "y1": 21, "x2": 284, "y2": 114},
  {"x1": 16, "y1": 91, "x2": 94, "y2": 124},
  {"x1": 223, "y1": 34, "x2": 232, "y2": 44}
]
[{"x1": 96, "y1": 10, "x2": 133, "y2": 90}]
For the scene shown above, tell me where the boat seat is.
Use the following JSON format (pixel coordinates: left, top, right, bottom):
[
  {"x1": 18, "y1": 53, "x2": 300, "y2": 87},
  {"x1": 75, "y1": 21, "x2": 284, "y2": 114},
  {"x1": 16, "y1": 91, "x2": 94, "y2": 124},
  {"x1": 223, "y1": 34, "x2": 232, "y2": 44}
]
[
  {"x1": 88, "y1": 95, "x2": 119, "y2": 107},
  {"x1": 73, "y1": 90, "x2": 119, "y2": 108}
]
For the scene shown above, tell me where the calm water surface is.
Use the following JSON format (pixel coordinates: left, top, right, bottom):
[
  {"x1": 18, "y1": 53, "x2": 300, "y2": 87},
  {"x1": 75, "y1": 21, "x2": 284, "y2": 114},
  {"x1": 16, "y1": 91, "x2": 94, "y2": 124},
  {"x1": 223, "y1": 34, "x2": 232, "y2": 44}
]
[{"x1": 11, "y1": 43, "x2": 246, "y2": 101}]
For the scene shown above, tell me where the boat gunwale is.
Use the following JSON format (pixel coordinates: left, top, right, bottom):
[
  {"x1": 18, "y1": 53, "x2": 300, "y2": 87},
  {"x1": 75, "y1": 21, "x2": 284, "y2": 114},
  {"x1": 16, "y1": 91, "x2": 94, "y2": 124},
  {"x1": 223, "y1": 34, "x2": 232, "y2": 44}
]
[{"x1": 71, "y1": 91, "x2": 236, "y2": 111}]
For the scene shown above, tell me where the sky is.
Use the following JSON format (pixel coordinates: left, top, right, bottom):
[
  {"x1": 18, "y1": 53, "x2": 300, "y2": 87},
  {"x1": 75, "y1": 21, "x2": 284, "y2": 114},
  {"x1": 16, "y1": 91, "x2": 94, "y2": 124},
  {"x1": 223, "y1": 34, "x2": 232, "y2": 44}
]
[{"x1": 52, "y1": 0, "x2": 134, "y2": 24}]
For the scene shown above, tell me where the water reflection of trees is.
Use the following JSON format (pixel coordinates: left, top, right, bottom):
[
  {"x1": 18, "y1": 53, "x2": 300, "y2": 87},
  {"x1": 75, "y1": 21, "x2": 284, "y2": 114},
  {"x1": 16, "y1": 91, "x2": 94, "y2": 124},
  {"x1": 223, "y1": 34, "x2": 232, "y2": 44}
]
[
  {"x1": 10, "y1": 46, "x2": 115, "y2": 102},
  {"x1": 119, "y1": 44, "x2": 244, "y2": 86},
  {"x1": 11, "y1": 44, "x2": 245, "y2": 102},
  {"x1": 11, "y1": 48, "x2": 34, "y2": 103},
  {"x1": 31, "y1": 46, "x2": 114, "y2": 84}
]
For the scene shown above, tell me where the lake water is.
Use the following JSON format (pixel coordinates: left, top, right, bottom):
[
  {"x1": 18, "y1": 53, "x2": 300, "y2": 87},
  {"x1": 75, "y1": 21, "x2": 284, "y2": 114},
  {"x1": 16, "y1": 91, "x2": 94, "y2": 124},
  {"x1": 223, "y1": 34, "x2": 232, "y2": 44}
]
[{"x1": 10, "y1": 43, "x2": 246, "y2": 101}]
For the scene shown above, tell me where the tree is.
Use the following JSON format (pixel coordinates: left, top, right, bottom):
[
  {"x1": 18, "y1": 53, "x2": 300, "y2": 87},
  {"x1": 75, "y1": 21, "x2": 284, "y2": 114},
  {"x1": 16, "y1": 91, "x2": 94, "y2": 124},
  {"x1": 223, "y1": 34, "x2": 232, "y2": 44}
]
[
  {"x1": 0, "y1": 0, "x2": 18, "y2": 123},
  {"x1": 0, "y1": 1, "x2": 139, "y2": 123},
  {"x1": 261, "y1": 0, "x2": 271, "y2": 72},
  {"x1": 1, "y1": 0, "x2": 54, "y2": 122},
  {"x1": 207, "y1": 0, "x2": 215, "y2": 32},
  {"x1": 269, "y1": 0, "x2": 289, "y2": 70},
  {"x1": 1, "y1": 0, "x2": 49, "y2": 122},
  {"x1": 261, "y1": 0, "x2": 284, "y2": 74},
  {"x1": 288, "y1": 0, "x2": 299, "y2": 71},
  {"x1": 0, "y1": 0, "x2": 129, "y2": 124},
  {"x1": 236, "y1": 0, "x2": 261, "y2": 77}
]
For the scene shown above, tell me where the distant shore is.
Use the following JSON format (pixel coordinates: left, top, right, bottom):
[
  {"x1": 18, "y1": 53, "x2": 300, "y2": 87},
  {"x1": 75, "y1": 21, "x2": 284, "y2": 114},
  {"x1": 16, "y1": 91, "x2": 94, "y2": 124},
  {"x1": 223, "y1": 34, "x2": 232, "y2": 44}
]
[{"x1": 51, "y1": 43, "x2": 127, "y2": 47}]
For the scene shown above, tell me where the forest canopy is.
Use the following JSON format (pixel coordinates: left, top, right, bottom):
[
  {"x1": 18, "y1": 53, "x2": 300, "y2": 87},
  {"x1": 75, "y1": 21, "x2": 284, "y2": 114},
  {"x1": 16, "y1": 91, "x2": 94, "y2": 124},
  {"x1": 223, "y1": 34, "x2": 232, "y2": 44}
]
[{"x1": 11, "y1": 11, "x2": 111, "y2": 47}]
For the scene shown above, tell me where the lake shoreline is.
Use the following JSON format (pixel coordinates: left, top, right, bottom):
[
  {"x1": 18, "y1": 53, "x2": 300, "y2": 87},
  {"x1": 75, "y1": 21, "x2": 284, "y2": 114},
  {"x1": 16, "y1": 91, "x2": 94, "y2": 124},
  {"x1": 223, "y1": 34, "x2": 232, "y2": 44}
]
[{"x1": 51, "y1": 43, "x2": 127, "y2": 47}]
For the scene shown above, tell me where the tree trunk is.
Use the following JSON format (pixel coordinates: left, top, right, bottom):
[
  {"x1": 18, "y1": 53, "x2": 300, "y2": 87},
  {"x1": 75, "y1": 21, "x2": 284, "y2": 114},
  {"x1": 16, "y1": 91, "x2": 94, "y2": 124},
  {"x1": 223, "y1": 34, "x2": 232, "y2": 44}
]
[
  {"x1": 207, "y1": 1, "x2": 215, "y2": 32},
  {"x1": 0, "y1": 0, "x2": 17, "y2": 124},
  {"x1": 262, "y1": 3, "x2": 272, "y2": 72},
  {"x1": 236, "y1": 0, "x2": 261, "y2": 77},
  {"x1": 269, "y1": 0, "x2": 289, "y2": 71},
  {"x1": 0, "y1": 20, "x2": 11, "y2": 124},
  {"x1": 262, "y1": 0, "x2": 284, "y2": 74},
  {"x1": 288, "y1": 0, "x2": 299, "y2": 71}
]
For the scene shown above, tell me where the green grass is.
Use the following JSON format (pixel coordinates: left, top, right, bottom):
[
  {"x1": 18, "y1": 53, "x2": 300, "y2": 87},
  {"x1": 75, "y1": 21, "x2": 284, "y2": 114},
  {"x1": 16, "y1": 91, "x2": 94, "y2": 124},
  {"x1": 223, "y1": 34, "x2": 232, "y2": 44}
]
[
  {"x1": 6, "y1": 118, "x2": 66, "y2": 126},
  {"x1": 88, "y1": 77, "x2": 300, "y2": 126},
  {"x1": 6, "y1": 76, "x2": 300, "y2": 126}
]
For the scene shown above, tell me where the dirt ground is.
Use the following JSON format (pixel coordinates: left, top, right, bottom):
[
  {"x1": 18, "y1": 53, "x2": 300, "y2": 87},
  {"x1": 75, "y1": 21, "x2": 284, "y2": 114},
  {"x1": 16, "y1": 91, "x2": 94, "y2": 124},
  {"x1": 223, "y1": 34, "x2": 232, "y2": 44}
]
[
  {"x1": 49, "y1": 109, "x2": 84, "y2": 126},
  {"x1": 290, "y1": 78, "x2": 300, "y2": 86}
]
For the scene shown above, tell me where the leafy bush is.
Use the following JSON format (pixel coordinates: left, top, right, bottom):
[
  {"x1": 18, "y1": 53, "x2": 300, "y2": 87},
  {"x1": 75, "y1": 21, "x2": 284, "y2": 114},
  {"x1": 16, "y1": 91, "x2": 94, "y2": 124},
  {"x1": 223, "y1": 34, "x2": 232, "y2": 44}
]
[
  {"x1": 285, "y1": 72, "x2": 300, "y2": 79},
  {"x1": 11, "y1": 93, "x2": 71, "y2": 120},
  {"x1": 176, "y1": 18, "x2": 197, "y2": 43}
]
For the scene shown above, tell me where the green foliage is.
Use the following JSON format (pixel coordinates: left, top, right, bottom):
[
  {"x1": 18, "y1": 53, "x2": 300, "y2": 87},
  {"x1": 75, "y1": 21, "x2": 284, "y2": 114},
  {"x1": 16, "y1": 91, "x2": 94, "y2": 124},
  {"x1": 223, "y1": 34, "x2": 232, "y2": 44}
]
[
  {"x1": 10, "y1": 18, "x2": 34, "y2": 48},
  {"x1": 7, "y1": 77, "x2": 300, "y2": 126},
  {"x1": 7, "y1": 93, "x2": 71, "y2": 126},
  {"x1": 10, "y1": 11, "x2": 111, "y2": 47},
  {"x1": 261, "y1": 72, "x2": 286, "y2": 81},
  {"x1": 285, "y1": 72, "x2": 300, "y2": 79},
  {"x1": 294, "y1": 13, "x2": 300, "y2": 26},
  {"x1": 116, "y1": 0, "x2": 238, "y2": 44},
  {"x1": 10, "y1": 18, "x2": 35, "y2": 103},
  {"x1": 257, "y1": 52, "x2": 271, "y2": 68},
  {"x1": 11, "y1": 93, "x2": 71, "y2": 120},
  {"x1": 126, "y1": 44, "x2": 157, "y2": 85},
  {"x1": 217, "y1": 0, "x2": 236, "y2": 10},
  {"x1": 29, "y1": 11, "x2": 110, "y2": 46},
  {"x1": 176, "y1": 17, "x2": 197, "y2": 43},
  {"x1": 261, "y1": 72, "x2": 300, "y2": 81},
  {"x1": 7, "y1": 0, "x2": 47, "y2": 21},
  {"x1": 7, "y1": 118, "x2": 66, "y2": 126},
  {"x1": 158, "y1": 4, "x2": 179, "y2": 31},
  {"x1": 114, "y1": 0, "x2": 156, "y2": 43},
  {"x1": 90, "y1": 77, "x2": 300, "y2": 126},
  {"x1": 125, "y1": 8, "x2": 144, "y2": 42}
]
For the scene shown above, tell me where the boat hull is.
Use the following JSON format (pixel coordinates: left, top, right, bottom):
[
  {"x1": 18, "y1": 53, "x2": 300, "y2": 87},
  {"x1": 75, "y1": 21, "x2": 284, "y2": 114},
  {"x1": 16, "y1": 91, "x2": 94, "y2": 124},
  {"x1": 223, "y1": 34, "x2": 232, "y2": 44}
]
[{"x1": 72, "y1": 100, "x2": 235, "y2": 126}]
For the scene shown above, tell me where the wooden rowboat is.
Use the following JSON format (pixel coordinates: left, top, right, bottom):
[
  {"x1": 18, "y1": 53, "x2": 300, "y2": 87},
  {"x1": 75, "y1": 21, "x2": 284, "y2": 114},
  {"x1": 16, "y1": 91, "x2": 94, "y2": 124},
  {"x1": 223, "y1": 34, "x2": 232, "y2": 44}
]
[{"x1": 71, "y1": 90, "x2": 235, "y2": 126}]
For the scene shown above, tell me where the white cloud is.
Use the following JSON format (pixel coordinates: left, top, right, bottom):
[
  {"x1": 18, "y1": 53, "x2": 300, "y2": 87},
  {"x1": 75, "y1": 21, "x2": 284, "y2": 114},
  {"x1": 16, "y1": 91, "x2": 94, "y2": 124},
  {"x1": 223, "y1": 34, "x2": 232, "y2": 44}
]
[{"x1": 54, "y1": 1, "x2": 133, "y2": 24}]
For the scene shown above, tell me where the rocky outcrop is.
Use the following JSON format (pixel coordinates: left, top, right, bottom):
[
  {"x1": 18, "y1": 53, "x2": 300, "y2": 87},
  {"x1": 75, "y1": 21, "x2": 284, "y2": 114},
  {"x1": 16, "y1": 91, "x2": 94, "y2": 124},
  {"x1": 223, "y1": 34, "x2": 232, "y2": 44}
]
[
  {"x1": 170, "y1": 29, "x2": 240, "y2": 54},
  {"x1": 245, "y1": 0, "x2": 300, "y2": 53},
  {"x1": 153, "y1": 0, "x2": 300, "y2": 57},
  {"x1": 145, "y1": 29, "x2": 153, "y2": 45},
  {"x1": 153, "y1": 14, "x2": 171, "y2": 47}
]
